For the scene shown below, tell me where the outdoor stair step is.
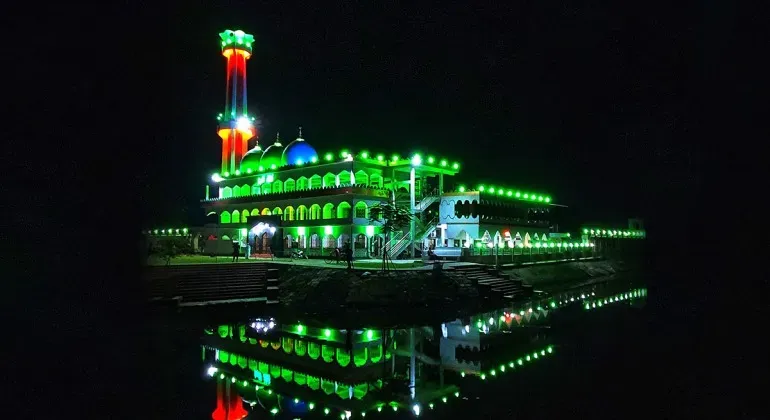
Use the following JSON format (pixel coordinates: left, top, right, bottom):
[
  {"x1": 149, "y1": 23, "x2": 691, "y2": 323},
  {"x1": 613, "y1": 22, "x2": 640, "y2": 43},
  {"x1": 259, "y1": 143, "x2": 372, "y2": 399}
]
[
  {"x1": 493, "y1": 286, "x2": 523, "y2": 294},
  {"x1": 477, "y1": 280, "x2": 510, "y2": 286}
]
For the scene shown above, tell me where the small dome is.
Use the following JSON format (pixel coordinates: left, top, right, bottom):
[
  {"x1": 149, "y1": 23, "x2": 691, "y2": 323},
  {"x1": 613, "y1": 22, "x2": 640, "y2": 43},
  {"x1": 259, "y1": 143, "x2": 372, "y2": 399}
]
[
  {"x1": 260, "y1": 133, "x2": 285, "y2": 169},
  {"x1": 282, "y1": 137, "x2": 318, "y2": 166},
  {"x1": 240, "y1": 144, "x2": 263, "y2": 172}
]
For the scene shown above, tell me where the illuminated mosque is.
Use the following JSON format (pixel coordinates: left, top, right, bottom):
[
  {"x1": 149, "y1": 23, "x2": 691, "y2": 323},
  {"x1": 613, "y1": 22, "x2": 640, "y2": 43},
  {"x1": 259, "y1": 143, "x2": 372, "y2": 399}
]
[{"x1": 172, "y1": 29, "x2": 642, "y2": 259}]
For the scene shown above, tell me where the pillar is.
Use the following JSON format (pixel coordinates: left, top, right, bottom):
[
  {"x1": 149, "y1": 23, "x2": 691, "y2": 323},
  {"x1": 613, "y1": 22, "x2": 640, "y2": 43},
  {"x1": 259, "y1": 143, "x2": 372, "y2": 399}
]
[
  {"x1": 439, "y1": 173, "x2": 444, "y2": 194},
  {"x1": 206, "y1": 185, "x2": 210, "y2": 200},
  {"x1": 409, "y1": 168, "x2": 416, "y2": 257},
  {"x1": 409, "y1": 327, "x2": 416, "y2": 400}
]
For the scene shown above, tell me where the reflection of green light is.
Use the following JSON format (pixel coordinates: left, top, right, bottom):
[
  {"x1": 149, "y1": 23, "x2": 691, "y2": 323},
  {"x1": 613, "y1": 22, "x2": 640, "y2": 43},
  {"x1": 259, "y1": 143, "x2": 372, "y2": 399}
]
[
  {"x1": 297, "y1": 325, "x2": 304, "y2": 333},
  {"x1": 324, "y1": 329, "x2": 331, "y2": 337},
  {"x1": 366, "y1": 329, "x2": 374, "y2": 339}
]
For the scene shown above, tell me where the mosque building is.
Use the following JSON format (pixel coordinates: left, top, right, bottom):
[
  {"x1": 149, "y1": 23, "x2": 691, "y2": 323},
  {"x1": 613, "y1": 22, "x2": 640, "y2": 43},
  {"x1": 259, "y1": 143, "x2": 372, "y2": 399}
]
[{"x1": 148, "y1": 29, "x2": 644, "y2": 259}]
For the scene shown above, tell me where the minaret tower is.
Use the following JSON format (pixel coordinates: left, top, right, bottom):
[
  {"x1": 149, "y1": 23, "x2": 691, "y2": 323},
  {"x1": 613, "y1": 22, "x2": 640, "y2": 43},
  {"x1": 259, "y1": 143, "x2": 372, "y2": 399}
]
[{"x1": 216, "y1": 29, "x2": 256, "y2": 175}]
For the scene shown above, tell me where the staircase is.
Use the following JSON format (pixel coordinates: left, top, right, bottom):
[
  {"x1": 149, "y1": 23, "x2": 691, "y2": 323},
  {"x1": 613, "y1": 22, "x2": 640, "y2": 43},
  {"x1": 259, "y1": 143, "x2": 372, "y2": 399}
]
[
  {"x1": 145, "y1": 263, "x2": 276, "y2": 306},
  {"x1": 452, "y1": 265, "x2": 533, "y2": 300},
  {"x1": 415, "y1": 194, "x2": 439, "y2": 212},
  {"x1": 388, "y1": 231, "x2": 413, "y2": 259}
]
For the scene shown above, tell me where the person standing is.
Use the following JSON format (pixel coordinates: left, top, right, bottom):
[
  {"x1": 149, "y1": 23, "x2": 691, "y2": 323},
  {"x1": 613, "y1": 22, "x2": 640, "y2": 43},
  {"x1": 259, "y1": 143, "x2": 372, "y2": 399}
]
[
  {"x1": 343, "y1": 240, "x2": 353, "y2": 270},
  {"x1": 232, "y1": 240, "x2": 240, "y2": 262}
]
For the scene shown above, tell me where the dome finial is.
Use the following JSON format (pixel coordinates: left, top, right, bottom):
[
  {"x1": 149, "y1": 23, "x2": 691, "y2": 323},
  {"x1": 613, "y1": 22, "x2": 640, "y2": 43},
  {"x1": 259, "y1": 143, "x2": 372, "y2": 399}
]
[
  {"x1": 298, "y1": 126, "x2": 303, "y2": 139},
  {"x1": 275, "y1": 131, "x2": 282, "y2": 146}
]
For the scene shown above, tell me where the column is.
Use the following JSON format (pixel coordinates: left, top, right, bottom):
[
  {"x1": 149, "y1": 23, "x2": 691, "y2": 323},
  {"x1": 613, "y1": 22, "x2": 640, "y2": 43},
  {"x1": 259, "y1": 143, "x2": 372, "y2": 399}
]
[
  {"x1": 409, "y1": 327, "x2": 416, "y2": 400},
  {"x1": 410, "y1": 168, "x2": 416, "y2": 257},
  {"x1": 439, "y1": 173, "x2": 444, "y2": 194}
]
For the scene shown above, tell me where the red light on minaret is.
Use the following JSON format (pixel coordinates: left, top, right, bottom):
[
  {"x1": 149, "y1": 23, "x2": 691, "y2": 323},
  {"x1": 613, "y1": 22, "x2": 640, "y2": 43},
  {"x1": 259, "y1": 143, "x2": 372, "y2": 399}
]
[{"x1": 217, "y1": 29, "x2": 256, "y2": 174}]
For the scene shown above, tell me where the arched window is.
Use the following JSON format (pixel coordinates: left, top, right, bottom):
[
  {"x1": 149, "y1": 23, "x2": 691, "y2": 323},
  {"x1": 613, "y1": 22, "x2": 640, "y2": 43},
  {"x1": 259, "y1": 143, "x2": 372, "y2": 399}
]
[
  {"x1": 251, "y1": 184, "x2": 261, "y2": 195},
  {"x1": 354, "y1": 201, "x2": 368, "y2": 218},
  {"x1": 251, "y1": 208, "x2": 260, "y2": 216},
  {"x1": 297, "y1": 177, "x2": 308, "y2": 190},
  {"x1": 337, "y1": 202, "x2": 352, "y2": 219},
  {"x1": 355, "y1": 170, "x2": 369, "y2": 186},
  {"x1": 272, "y1": 180, "x2": 282, "y2": 194},
  {"x1": 309, "y1": 204, "x2": 321, "y2": 220},
  {"x1": 284, "y1": 206, "x2": 295, "y2": 221},
  {"x1": 356, "y1": 234, "x2": 366, "y2": 248},
  {"x1": 284, "y1": 179, "x2": 296, "y2": 192},
  {"x1": 232, "y1": 210, "x2": 240, "y2": 223},
  {"x1": 241, "y1": 209, "x2": 249, "y2": 223},
  {"x1": 296, "y1": 205, "x2": 308, "y2": 221},
  {"x1": 261, "y1": 208, "x2": 272, "y2": 216},
  {"x1": 309, "y1": 175, "x2": 322, "y2": 189},
  {"x1": 220, "y1": 211, "x2": 231, "y2": 224},
  {"x1": 233, "y1": 185, "x2": 241, "y2": 197},
  {"x1": 310, "y1": 233, "x2": 320, "y2": 248},
  {"x1": 336, "y1": 234, "x2": 350, "y2": 248},
  {"x1": 322, "y1": 203, "x2": 335, "y2": 219},
  {"x1": 262, "y1": 182, "x2": 272, "y2": 194},
  {"x1": 323, "y1": 235, "x2": 336, "y2": 248},
  {"x1": 323, "y1": 173, "x2": 336, "y2": 188},
  {"x1": 338, "y1": 170, "x2": 351, "y2": 185},
  {"x1": 241, "y1": 184, "x2": 250, "y2": 196},
  {"x1": 370, "y1": 173, "x2": 382, "y2": 188},
  {"x1": 272, "y1": 207, "x2": 282, "y2": 217},
  {"x1": 223, "y1": 187, "x2": 233, "y2": 198}
]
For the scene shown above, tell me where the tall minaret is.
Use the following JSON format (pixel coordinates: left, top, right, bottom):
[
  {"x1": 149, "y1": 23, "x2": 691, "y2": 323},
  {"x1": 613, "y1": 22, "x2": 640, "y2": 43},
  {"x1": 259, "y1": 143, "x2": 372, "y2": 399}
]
[{"x1": 216, "y1": 29, "x2": 256, "y2": 175}]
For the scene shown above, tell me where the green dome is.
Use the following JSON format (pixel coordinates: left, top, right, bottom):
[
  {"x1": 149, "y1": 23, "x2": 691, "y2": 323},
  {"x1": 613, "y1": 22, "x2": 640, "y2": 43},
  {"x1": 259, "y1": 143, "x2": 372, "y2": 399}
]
[
  {"x1": 260, "y1": 134, "x2": 285, "y2": 170},
  {"x1": 240, "y1": 144, "x2": 263, "y2": 172}
]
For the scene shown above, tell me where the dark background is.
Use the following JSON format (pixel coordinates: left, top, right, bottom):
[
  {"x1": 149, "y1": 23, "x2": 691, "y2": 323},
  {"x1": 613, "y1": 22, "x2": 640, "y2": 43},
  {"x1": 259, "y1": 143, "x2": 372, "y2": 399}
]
[
  {"x1": 8, "y1": 0, "x2": 745, "y2": 418},
  {"x1": 144, "y1": 2, "x2": 696, "y2": 228}
]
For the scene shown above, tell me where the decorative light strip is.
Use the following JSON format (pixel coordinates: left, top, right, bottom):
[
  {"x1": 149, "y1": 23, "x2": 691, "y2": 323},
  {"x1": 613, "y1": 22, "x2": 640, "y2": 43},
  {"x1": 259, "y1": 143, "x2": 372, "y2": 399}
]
[
  {"x1": 583, "y1": 288, "x2": 647, "y2": 310},
  {"x1": 467, "y1": 286, "x2": 646, "y2": 335},
  {"x1": 145, "y1": 228, "x2": 189, "y2": 236},
  {"x1": 583, "y1": 228, "x2": 645, "y2": 238},
  {"x1": 454, "y1": 184, "x2": 551, "y2": 203},
  {"x1": 205, "y1": 365, "x2": 460, "y2": 418},
  {"x1": 476, "y1": 241, "x2": 594, "y2": 249},
  {"x1": 459, "y1": 345, "x2": 555, "y2": 380},
  {"x1": 211, "y1": 151, "x2": 461, "y2": 182}
]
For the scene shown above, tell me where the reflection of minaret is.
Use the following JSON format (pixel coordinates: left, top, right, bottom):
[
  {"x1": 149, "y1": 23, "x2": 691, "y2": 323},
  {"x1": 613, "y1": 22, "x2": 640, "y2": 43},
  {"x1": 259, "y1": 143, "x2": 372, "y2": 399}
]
[
  {"x1": 211, "y1": 378, "x2": 248, "y2": 420},
  {"x1": 216, "y1": 29, "x2": 256, "y2": 175}
]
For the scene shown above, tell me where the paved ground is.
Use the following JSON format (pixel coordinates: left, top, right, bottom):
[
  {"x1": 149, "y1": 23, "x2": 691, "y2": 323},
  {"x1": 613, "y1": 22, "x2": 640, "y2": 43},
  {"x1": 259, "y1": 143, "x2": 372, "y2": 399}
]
[
  {"x1": 145, "y1": 254, "x2": 489, "y2": 271},
  {"x1": 147, "y1": 254, "x2": 431, "y2": 270}
]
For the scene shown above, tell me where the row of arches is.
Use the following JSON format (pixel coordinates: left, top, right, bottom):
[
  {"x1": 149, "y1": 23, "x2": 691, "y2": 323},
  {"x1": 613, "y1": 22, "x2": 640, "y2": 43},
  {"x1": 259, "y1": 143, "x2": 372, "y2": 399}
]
[
  {"x1": 220, "y1": 201, "x2": 371, "y2": 224},
  {"x1": 222, "y1": 170, "x2": 384, "y2": 199},
  {"x1": 451, "y1": 200, "x2": 550, "y2": 219}
]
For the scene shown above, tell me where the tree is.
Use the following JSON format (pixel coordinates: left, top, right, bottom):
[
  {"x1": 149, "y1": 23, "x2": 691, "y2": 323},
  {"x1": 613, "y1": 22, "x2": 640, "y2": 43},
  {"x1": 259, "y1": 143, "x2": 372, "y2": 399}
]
[
  {"x1": 155, "y1": 239, "x2": 180, "y2": 266},
  {"x1": 368, "y1": 202, "x2": 413, "y2": 271}
]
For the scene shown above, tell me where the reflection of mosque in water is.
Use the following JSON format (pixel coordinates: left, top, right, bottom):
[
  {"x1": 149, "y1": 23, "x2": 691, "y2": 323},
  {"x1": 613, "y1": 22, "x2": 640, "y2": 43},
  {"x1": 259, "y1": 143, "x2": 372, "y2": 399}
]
[{"x1": 202, "y1": 281, "x2": 646, "y2": 419}]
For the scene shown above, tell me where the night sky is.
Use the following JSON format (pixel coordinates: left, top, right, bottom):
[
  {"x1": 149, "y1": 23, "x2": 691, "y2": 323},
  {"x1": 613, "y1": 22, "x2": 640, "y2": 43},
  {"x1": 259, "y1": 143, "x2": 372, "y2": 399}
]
[{"x1": 139, "y1": 3, "x2": 695, "y2": 228}]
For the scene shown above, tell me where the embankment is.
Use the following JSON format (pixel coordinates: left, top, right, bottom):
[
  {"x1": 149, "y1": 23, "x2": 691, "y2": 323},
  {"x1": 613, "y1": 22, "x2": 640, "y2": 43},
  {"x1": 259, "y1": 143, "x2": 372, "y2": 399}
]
[
  {"x1": 502, "y1": 258, "x2": 641, "y2": 291},
  {"x1": 277, "y1": 266, "x2": 479, "y2": 321}
]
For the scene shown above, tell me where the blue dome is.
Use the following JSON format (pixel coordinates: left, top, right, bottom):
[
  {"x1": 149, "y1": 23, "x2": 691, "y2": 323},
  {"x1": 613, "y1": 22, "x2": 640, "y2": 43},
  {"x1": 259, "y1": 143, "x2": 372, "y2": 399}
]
[{"x1": 282, "y1": 138, "x2": 318, "y2": 166}]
